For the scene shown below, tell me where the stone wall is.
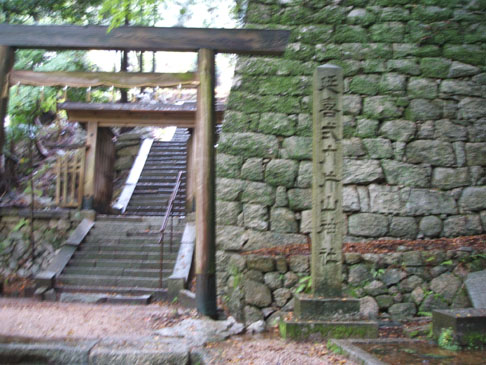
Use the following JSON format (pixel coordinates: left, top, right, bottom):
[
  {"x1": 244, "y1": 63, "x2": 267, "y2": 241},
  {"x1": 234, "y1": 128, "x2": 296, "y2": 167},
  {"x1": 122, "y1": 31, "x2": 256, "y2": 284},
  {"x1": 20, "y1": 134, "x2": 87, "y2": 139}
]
[
  {"x1": 217, "y1": 0, "x2": 486, "y2": 246},
  {"x1": 216, "y1": 0, "x2": 486, "y2": 320},
  {"x1": 0, "y1": 209, "x2": 80, "y2": 279},
  {"x1": 220, "y1": 247, "x2": 486, "y2": 325}
]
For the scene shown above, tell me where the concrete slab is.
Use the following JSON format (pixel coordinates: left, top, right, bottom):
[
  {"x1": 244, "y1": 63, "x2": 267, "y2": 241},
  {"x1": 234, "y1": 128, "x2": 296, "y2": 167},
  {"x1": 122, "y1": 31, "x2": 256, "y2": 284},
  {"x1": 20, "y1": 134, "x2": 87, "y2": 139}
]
[{"x1": 433, "y1": 308, "x2": 486, "y2": 347}]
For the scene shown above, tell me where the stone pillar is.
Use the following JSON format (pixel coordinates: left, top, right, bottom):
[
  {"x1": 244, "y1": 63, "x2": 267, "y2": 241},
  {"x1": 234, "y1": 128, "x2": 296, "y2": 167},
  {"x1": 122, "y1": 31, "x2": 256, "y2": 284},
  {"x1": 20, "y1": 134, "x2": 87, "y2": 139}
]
[
  {"x1": 311, "y1": 64, "x2": 343, "y2": 298},
  {"x1": 280, "y1": 65, "x2": 378, "y2": 340}
]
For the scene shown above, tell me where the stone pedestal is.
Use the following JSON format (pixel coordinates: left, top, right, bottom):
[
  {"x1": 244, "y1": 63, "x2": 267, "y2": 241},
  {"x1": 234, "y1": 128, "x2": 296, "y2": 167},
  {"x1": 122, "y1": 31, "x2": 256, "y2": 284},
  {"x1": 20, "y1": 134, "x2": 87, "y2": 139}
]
[
  {"x1": 433, "y1": 308, "x2": 486, "y2": 348},
  {"x1": 280, "y1": 295, "x2": 378, "y2": 340},
  {"x1": 280, "y1": 64, "x2": 377, "y2": 340}
]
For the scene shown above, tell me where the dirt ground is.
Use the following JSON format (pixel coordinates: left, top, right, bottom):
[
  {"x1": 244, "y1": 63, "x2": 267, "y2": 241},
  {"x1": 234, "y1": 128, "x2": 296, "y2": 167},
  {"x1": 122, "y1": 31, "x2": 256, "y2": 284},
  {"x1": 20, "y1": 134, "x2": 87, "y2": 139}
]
[{"x1": 0, "y1": 298, "x2": 355, "y2": 364}]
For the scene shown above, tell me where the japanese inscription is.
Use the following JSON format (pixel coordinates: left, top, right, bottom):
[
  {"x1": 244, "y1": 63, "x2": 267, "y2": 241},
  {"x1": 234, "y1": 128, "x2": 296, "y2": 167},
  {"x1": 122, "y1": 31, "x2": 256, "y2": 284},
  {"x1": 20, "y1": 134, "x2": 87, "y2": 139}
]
[{"x1": 312, "y1": 65, "x2": 343, "y2": 298}]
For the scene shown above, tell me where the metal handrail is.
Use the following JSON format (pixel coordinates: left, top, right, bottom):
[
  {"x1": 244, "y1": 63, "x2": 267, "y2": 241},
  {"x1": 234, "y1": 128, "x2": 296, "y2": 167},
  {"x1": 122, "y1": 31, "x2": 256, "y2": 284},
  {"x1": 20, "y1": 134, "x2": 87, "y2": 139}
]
[{"x1": 159, "y1": 170, "x2": 184, "y2": 288}]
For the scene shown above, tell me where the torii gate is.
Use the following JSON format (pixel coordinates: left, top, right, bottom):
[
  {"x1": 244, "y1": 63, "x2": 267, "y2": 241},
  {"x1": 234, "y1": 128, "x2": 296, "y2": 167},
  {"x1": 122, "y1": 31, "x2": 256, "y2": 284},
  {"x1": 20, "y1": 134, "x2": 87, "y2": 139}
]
[{"x1": 0, "y1": 24, "x2": 290, "y2": 317}]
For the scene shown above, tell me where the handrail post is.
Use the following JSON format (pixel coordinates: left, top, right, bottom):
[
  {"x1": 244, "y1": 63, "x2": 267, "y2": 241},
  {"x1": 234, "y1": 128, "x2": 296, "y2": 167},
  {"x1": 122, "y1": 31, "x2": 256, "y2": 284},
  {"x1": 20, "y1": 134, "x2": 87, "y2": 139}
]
[{"x1": 158, "y1": 170, "x2": 183, "y2": 289}]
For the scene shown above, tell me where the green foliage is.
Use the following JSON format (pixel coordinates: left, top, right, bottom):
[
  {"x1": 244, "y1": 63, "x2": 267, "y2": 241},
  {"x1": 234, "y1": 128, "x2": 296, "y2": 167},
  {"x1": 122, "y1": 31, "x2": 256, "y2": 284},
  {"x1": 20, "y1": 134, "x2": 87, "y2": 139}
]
[
  {"x1": 327, "y1": 340, "x2": 345, "y2": 355},
  {"x1": 372, "y1": 268, "x2": 385, "y2": 278},
  {"x1": 99, "y1": 0, "x2": 161, "y2": 30},
  {"x1": 295, "y1": 275, "x2": 312, "y2": 294},
  {"x1": 12, "y1": 218, "x2": 28, "y2": 232},
  {"x1": 441, "y1": 259, "x2": 453, "y2": 266},
  {"x1": 438, "y1": 327, "x2": 460, "y2": 351},
  {"x1": 230, "y1": 266, "x2": 242, "y2": 289}
]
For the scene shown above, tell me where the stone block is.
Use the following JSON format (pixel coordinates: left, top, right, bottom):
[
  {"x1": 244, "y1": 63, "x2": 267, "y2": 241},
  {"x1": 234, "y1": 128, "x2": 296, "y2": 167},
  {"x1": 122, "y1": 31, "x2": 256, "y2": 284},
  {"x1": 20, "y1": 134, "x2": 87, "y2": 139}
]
[
  {"x1": 356, "y1": 118, "x2": 379, "y2": 138},
  {"x1": 240, "y1": 158, "x2": 264, "y2": 181},
  {"x1": 294, "y1": 295, "x2": 360, "y2": 321},
  {"x1": 363, "y1": 96, "x2": 401, "y2": 119},
  {"x1": 406, "y1": 140, "x2": 454, "y2": 166},
  {"x1": 382, "y1": 268, "x2": 407, "y2": 287},
  {"x1": 432, "y1": 168, "x2": 469, "y2": 190},
  {"x1": 265, "y1": 159, "x2": 298, "y2": 188},
  {"x1": 343, "y1": 159, "x2": 384, "y2": 184},
  {"x1": 280, "y1": 320, "x2": 378, "y2": 340},
  {"x1": 296, "y1": 161, "x2": 312, "y2": 188},
  {"x1": 448, "y1": 61, "x2": 480, "y2": 78},
  {"x1": 282, "y1": 136, "x2": 312, "y2": 160},
  {"x1": 259, "y1": 113, "x2": 297, "y2": 137},
  {"x1": 420, "y1": 58, "x2": 451, "y2": 78},
  {"x1": 382, "y1": 160, "x2": 430, "y2": 188},
  {"x1": 348, "y1": 75, "x2": 379, "y2": 95},
  {"x1": 458, "y1": 98, "x2": 486, "y2": 121},
  {"x1": 216, "y1": 226, "x2": 248, "y2": 251},
  {"x1": 459, "y1": 187, "x2": 486, "y2": 212},
  {"x1": 216, "y1": 201, "x2": 241, "y2": 226},
  {"x1": 466, "y1": 143, "x2": 486, "y2": 166},
  {"x1": 244, "y1": 280, "x2": 272, "y2": 308},
  {"x1": 431, "y1": 272, "x2": 461, "y2": 303},
  {"x1": 243, "y1": 204, "x2": 268, "y2": 231},
  {"x1": 433, "y1": 308, "x2": 486, "y2": 347},
  {"x1": 405, "y1": 189, "x2": 457, "y2": 216},
  {"x1": 218, "y1": 132, "x2": 279, "y2": 158},
  {"x1": 288, "y1": 255, "x2": 309, "y2": 273},
  {"x1": 419, "y1": 216, "x2": 442, "y2": 237},
  {"x1": 343, "y1": 186, "x2": 360, "y2": 212},
  {"x1": 380, "y1": 119, "x2": 416, "y2": 142},
  {"x1": 364, "y1": 280, "x2": 387, "y2": 296},
  {"x1": 216, "y1": 178, "x2": 245, "y2": 201},
  {"x1": 407, "y1": 77, "x2": 438, "y2": 99},
  {"x1": 370, "y1": 22, "x2": 404, "y2": 42},
  {"x1": 343, "y1": 95, "x2": 362, "y2": 115},
  {"x1": 343, "y1": 138, "x2": 366, "y2": 157},
  {"x1": 443, "y1": 215, "x2": 482, "y2": 237},
  {"x1": 247, "y1": 256, "x2": 274, "y2": 273},
  {"x1": 287, "y1": 188, "x2": 311, "y2": 211},
  {"x1": 264, "y1": 272, "x2": 283, "y2": 290},
  {"x1": 379, "y1": 73, "x2": 406, "y2": 93},
  {"x1": 241, "y1": 182, "x2": 275, "y2": 206},
  {"x1": 388, "y1": 302, "x2": 416, "y2": 319},
  {"x1": 369, "y1": 184, "x2": 402, "y2": 214},
  {"x1": 443, "y1": 44, "x2": 486, "y2": 66},
  {"x1": 348, "y1": 213, "x2": 388, "y2": 237},
  {"x1": 275, "y1": 186, "x2": 288, "y2": 207},
  {"x1": 216, "y1": 154, "x2": 243, "y2": 178},
  {"x1": 273, "y1": 288, "x2": 292, "y2": 307},
  {"x1": 387, "y1": 58, "x2": 420, "y2": 75},
  {"x1": 389, "y1": 217, "x2": 417, "y2": 239},
  {"x1": 271, "y1": 207, "x2": 297, "y2": 233},
  {"x1": 434, "y1": 119, "x2": 468, "y2": 142},
  {"x1": 406, "y1": 99, "x2": 443, "y2": 121},
  {"x1": 300, "y1": 209, "x2": 312, "y2": 234},
  {"x1": 363, "y1": 138, "x2": 393, "y2": 159}
]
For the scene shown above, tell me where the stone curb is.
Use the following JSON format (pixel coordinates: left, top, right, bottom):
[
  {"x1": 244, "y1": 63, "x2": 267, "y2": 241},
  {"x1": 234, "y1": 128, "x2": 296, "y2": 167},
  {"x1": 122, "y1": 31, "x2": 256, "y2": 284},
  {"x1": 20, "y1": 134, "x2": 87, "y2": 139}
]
[
  {"x1": 329, "y1": 338, "x2": 426, "y2": 365},
  {"x1": 0, "y1": 334, "x2": 193, "y2": 365}
]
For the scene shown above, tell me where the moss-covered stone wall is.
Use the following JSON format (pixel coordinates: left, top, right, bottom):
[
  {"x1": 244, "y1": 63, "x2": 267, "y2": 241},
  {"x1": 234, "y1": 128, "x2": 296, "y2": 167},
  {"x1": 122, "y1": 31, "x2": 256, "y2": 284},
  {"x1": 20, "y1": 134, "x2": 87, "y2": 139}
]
[
  {"x1": 216, "y1": 0, "x2": 486, "y2": 320},
  {"x1": 217, "y1": 0, "x2": 486, "y2": 249}
]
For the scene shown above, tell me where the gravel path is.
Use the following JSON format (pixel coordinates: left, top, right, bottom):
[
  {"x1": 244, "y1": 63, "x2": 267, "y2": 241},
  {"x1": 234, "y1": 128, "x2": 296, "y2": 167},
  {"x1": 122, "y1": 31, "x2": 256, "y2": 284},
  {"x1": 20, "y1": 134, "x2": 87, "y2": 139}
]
[
  {"x1": 0, "y1": 298, "x2": 194, "y2": 339},
  {"x1": 0, "y1": 298, "x2": 356, "y2": 364}
]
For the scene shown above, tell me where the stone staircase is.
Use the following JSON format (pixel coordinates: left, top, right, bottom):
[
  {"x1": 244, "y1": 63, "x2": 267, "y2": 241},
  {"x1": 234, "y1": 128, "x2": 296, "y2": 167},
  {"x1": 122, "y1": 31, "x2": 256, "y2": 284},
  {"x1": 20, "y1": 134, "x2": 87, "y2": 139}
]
[
  {"x1": 124, "y1": 129, "x2": 189, "y2": 216},
  {"x1": 54, "y1": 215, "x2": 185, "y2": 301}
]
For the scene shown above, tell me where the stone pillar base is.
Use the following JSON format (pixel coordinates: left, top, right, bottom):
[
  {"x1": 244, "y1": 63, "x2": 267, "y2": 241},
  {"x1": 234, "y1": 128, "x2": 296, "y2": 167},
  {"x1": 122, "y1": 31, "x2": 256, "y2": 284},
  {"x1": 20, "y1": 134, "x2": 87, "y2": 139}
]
[
  {"x1": 279, "y1": 320, "x2": 378, "y2": 340},
  {"x1": 294, "y1": 294, "x2": 360, "y2": 321}
]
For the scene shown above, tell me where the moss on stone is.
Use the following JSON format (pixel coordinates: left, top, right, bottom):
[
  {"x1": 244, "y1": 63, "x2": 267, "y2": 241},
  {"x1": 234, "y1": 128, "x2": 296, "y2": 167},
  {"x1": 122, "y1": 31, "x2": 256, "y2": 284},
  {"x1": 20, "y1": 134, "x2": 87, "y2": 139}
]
[
  {"x1": 420, "y1": 58, "x2": 451, "y2": 78},
  {"x1": 333, "y1": 25, "x2": 369, "y2": 43},
  {"x1": 349, "y1": 75, "x2": 380, "y2": 95},
  {"x1": 370, "y1": 22, "x2": 405, "y2": 43}
]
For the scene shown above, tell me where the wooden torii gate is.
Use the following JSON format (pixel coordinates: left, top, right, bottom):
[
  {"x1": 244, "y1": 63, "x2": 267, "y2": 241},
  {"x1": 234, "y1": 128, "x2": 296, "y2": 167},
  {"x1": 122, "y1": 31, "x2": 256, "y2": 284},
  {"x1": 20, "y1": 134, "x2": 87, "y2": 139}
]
[{"x1": 0, "y1": 23, "x2": 290, "y2": 317}]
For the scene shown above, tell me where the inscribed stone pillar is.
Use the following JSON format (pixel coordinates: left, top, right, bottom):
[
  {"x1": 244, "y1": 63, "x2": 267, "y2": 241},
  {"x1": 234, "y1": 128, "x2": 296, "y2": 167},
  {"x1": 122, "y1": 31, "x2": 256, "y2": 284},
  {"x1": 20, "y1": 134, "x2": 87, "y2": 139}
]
[{"x1": 311, "y1": 64, "x2": 343, "y2": 297}]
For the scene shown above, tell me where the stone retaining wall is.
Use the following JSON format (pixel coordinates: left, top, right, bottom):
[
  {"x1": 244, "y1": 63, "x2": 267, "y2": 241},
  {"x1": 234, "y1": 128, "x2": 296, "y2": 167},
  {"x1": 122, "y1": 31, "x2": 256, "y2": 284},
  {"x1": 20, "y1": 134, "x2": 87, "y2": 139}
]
[
  {"x1": 219, "y1": 247, "x2": 486, "y2": 325},
  {"x1": 216, "y1": 0, "x2": 486, "y2": 247},
  {"x1": 0, "y1": 209, "x2": 80, "y2": 278},
  {"x1": 216, "y1": 0, "x2": 486, "y2": 319}
]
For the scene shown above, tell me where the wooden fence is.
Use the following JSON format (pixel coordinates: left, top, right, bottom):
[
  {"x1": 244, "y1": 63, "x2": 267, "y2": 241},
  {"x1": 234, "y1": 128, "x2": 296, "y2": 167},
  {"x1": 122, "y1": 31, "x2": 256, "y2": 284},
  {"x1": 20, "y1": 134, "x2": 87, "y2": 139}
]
[{"x1": 55, "y1": 148, "x2": 85, "y2": 208}]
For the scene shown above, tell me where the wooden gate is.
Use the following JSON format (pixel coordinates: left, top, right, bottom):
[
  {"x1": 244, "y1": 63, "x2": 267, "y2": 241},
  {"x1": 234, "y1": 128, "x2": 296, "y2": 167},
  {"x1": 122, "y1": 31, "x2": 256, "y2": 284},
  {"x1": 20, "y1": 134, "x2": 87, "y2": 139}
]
[{"x1": 55, "y1": 147, "x2": 85, "y2": 208}]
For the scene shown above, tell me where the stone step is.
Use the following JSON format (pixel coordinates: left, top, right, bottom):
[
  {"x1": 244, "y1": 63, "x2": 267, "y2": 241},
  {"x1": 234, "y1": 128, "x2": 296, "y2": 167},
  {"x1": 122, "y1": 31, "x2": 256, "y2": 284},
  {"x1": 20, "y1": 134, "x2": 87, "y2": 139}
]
[
  {"x1": 78, "y1": 243, "x2": 181, "y2": 253},
  {"x1": 68, "y1": 258, "x2": 175, "y2": 269},
  {"x1": 85, "y1": 232, "x2": 183, "y2": 242},
  {"x1": 55, "y1": 285, "x2": 168, "y2": 301},
  {"x1": 57, "y1": 274, "x2": 167, "y2": 288},
  {"x1": 59, "y1": 292, "x2": 153, "y2": 305},
  {"x1": 62, "y1": 266, "x2": 172, "y2": 278},
  {"x1": 73, "y1": 251, "x2": 178, "y2": 261},
  {"x1": 124, "y1": 207, "x2": 186, "y2": 214}
]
